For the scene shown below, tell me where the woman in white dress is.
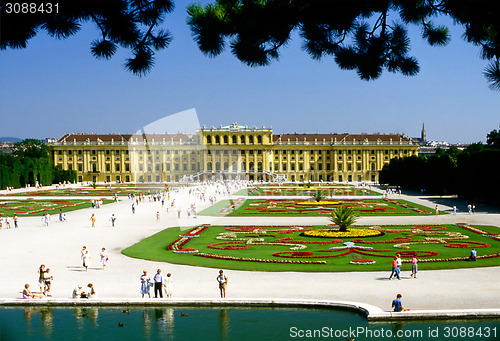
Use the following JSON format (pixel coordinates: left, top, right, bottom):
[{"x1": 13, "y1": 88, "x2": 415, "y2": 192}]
[{"x1": 164, "y1": 273, "x2": 173, "y2": 298}]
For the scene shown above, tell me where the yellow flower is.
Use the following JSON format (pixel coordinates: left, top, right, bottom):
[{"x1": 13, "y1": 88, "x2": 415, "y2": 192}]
[{"x1": 303, "y1": 228, "x2": 383, "y2": 238}]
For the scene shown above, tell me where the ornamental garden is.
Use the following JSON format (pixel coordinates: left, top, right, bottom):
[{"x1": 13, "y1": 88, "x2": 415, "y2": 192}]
[
  {"x1": 200, "y1": 198, "x2": 439, "y2": 216},
  {"x1": 123, "y1": 223, "x2": 500, "y2": 272},
  {"x1": 0, "y1": 199, "x2": 113, "y2": 216},
  {"x1": 5, "y1": 184, "x2": 171, "y2": 197},
  {"x1": 234, "y1": 186, "x2": 378, "y2": 196}
]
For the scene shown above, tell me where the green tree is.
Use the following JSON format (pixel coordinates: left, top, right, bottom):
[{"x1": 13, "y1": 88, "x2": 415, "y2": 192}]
[
  {"x1": 1, "y1": 0, "x2": 174, "y2": 76},
  {"x1": 11, "y1": 139, "x2": 49, "y2": 158},
  {"x1": 187, "y1": 0, "x2": 500, "y2": 89},
  {"x1": 486, "y1": 126, "x2": 500, "y2": 149},
  {"x1": 329, "y1": 206, "x2": 358, "y2": 232}
]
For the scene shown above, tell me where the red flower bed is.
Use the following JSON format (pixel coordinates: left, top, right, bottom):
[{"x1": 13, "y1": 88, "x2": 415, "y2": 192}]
[
  {"x1": 195, "y1": 252, "x2": 327, "y2": 264},
  {"x1": 444, "y1": 241, "x2": 490, "y2": 249}
]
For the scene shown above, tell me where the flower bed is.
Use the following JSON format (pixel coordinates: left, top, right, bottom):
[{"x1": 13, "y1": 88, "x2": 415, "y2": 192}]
[
  {"x1": 350, "y1": 259, "x2": 376, "y2": 265},
  {"x1": 302, "y1": 228, "x2": 384, "y2": 238},
  {"x1": 195, "y1": 252, "x2": 327, "y2": 264}
]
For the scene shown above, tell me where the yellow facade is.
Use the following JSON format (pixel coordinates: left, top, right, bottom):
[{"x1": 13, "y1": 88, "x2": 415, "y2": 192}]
[{"x1": 50, "y1": 123, "x2": 418, "y2": 183}]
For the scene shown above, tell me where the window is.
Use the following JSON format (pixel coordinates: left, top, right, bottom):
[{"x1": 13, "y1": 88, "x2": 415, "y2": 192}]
[
  {"x1": 232, "y1": 135, "x2": 237, "y2": 144},
  {"x1": 241, "y1": 135, "x2": 245, "y2": 144},
  {"x1": 338, "y1": 163, "x2": 342, "y2": 171},
  {"x1": 207, "y1": 162, "x2": 212, "y2": 171},
  {"x1": 156, "y1": 165, "x2": 160, "y2": 171},
  {"x1": 371, "y1": 163, "x2": 375, "y2": 171},
  {"x1": 223, "y1": 135, "x2": 228, "y2": 144},
  {"x1": 166, "y1": 164, "x2": 171, "y2": 171},
  {"x1": 319, "y1": 163, "x2": 323, "y2": 170},
  {"x1": 257, "y1": 162, "x2": 263, "y2": 171},
  {"x1": 291, "y1": 163, "x2": 295, "y2": 171},
  {"x1": 282, "y1": 163, "x2": 286, "y2": 171},
  {"x1": 257, "y1": 135, "x2": 262, "y2": 144},
  {"x1": 92, "y1": 150, "x2": 96, "y2": 155},
  {"x1": 206, "y1": 136, "x2": 212, "y2": 144},
  {"x1": 78, "y1": 164, "x2": 83, "y2": 171},
  {"x1": 348, "y1": 164, "x2": 352, "y2": 171},
  {"x1": 274, "y1": 163, "x2": 279, "y2": 171},
  {"x1": 249, "y1": 135, "x2": 254, "y2": 144},
  {"x1": 299, "y1": 163, "x2": 303, "y2": 171},
  {"x1": 326, "y1": 164, "x2": 330, "y2": 171},
  {"x1": 216, "y1": 162, "x2": 221, "y2": 171},
  {"x1": 215, "y1": 135, "x2": 220, "y2": 144},
  {"x1": 106, "y1": 150, "x2": 110, "y2": 155},
  {"x1": 249, "y1": 162, "x2": 254, "y2": 171},
  {"x1": 310, "y1": 164, "x2": 314, "y2": 171},
  {"x1": 106, "y1": 164, "x2": 111, "y2": 172},
  {"x1": 357, "y1": 163, "x2": 362, "y2": 171},
  {"x1": 125, "y1": 164, "x2": 130, "y2": 171},
  {"x1": 183, "y1": 164, "x2": 187, "y2": 171},
  {"x1": 175, "y1": 164, "x2": 179, "y2": 171}
]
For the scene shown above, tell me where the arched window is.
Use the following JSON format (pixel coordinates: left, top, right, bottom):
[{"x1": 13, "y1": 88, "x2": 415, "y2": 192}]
[
  {"x1": 240, "y1": 135, "x2": 245, "y2": 144},
  {"x1": 241, "y1": 162, "x2": 246, "y2": 171},
  {"x1": 257, "y1": 135, "x2": 262, "y2": 144},
  {"x1": 249, "y1": 162, "x2": 254, "y2": 171},
  {"x1": 232, "y1": 162, "x2": 237, "y2": 171},
  {"x1": 206, "y1": 136, "x2": 212, "y2": 144},
  {"x1": 216, "y1": 162, "x2": 221, "y2": 171},
  {"x1": 215, "y1": 135, "x2": 220, "y2": 144},
  {"x1": 224, "y1": 161, "x2": 229, "y2": 170},
  {"x1": 207, "y1": 162, "x2": 212, "y2": 171},
  {"x1": 371, "y1": 163, "x2": 376, "y2": 171},
  {"x1": 249, "y1": 135, "x2": 254, "y2": 144},
  {"x1": 232, "y1": 135, "x2": 237, "y2": 144},
  {"x1": 257, "y1": 162, "x2": 263, "y2": 171}
]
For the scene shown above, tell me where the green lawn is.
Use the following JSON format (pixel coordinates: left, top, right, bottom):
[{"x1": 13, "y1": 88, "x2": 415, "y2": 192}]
[
  {"x1": 122, "y1": 224, "x2": 500, "y2": 272},
  {"x1": 199, "y1": 198, "x2": 442, "y2": 216},
  {"x1": 0, "y1": 199, "x2": 114, "y2": 216}
]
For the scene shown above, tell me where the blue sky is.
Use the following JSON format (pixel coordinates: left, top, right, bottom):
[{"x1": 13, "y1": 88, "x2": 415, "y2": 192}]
[{"x1": 1, "y1": 1, "x2": 499, "y2": 144}]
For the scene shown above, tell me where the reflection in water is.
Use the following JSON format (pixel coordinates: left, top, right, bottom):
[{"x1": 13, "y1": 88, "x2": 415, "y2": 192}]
[
  {"x1": 6, "y1": 307, "x2": 500, "y2": 341},
  {"x1": 40, "y1": 308, "x2": 54, "y2": 337},
  {"x1": 220, "y1": 309, "x2": 229, "y2": 341}
]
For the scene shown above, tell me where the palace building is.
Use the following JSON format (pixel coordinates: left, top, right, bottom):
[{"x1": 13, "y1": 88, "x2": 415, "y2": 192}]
[{"x1": 49, "y1": 123, "x2": 418, "y2": 183}]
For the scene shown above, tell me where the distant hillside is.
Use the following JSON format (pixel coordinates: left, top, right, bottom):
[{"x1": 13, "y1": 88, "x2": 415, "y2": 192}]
[{"x1": 0, "y1": 137, "x2": 23, "y2": 142}]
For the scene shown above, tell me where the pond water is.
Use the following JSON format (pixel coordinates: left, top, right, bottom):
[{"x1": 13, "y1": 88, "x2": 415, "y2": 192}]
[{"x1": 0, "y1": 306, "x2": 498, "y2": 341}]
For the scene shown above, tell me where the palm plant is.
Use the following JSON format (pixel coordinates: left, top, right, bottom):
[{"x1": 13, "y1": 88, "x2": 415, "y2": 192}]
[
  {"x1": 330, "y1": 206, "x2": 358, "y2": 232},
  {"x1": 313, "y1": 189, "x2": 324, "y2": 202}
]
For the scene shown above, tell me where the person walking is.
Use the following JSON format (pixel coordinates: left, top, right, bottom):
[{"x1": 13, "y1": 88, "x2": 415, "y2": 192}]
[
  {"x1": 38, "y1": 264, "x2": 46, "y2": 295},
  {"x1": 100, "y1": 248, "x2": 109, "y2": 270},
  {"x1": 13, "y1": 214, "x2": 18, "y2": 228},
  {"x1": 82, "y1": 250, "x2": 91, "y2": 271},
  {"x1": 140, "y1": 270, "x2": 151, "y2": 298},
  {"x1": 452, "y1": 205, "x2": 456, "y2": 216},
  {"x1": 110, "y1": 214, "x2": 116, "y2": 227},
  {"x1": 132, "y1": 203, "x2": 135, "y2": 214},
  {"x1": 90, "y1": 214, "x2": 96, "y2": 227},
  {"x1": 153, "y1": 269, "x2": 164, "y2": 298},
  {"x1": 217, "y1": 270, "x2": 228, "y2": 298},
  {"x1": 410, "y1": 256, "x2": 418, "y2": 279},
  {"x1": 389, "y1": 257, "x2": 400, "y2": 280},
  {"x1": 44, "y1": 268, "x2": 53, "y2": 296}
]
